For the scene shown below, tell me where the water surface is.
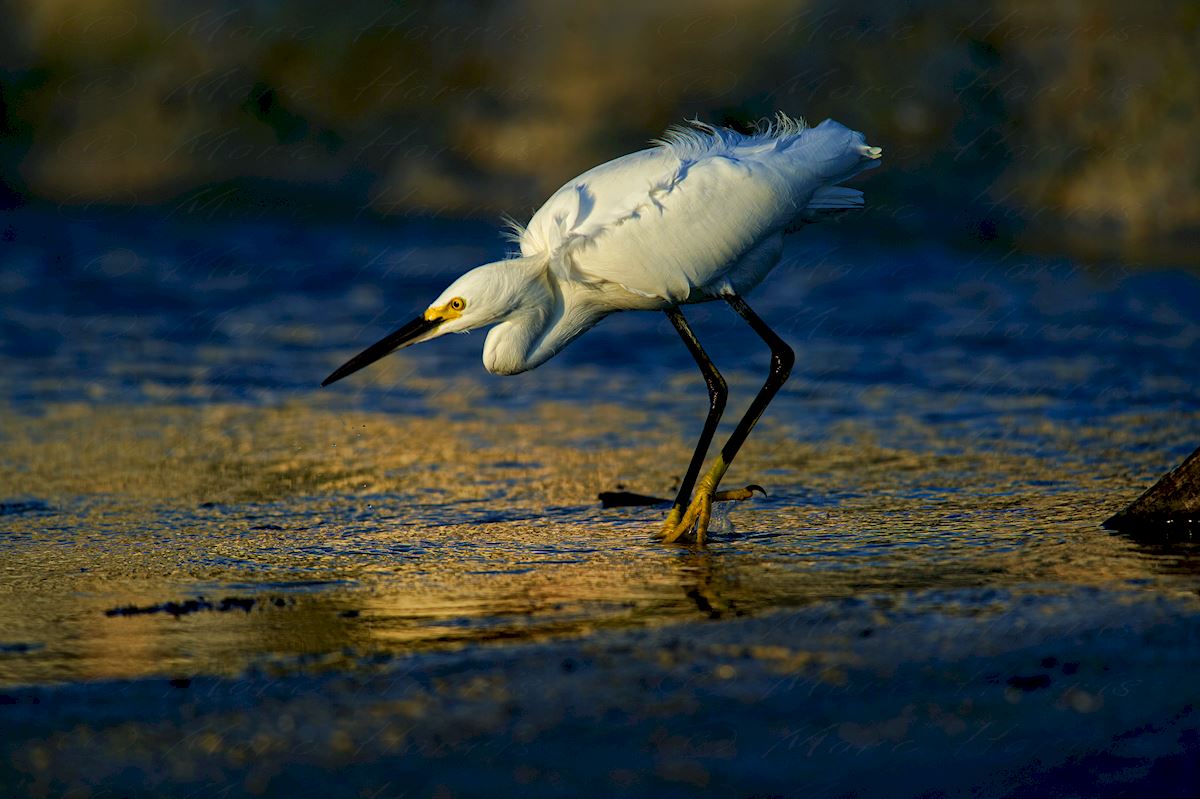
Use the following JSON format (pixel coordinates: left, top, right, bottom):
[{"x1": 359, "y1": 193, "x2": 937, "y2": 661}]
[{"x1": 1, "y1": 207, "x2": 1198, "y2": 796}]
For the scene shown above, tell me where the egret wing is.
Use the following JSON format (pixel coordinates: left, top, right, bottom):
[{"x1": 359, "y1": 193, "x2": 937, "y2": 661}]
[{"x1": 519, "y1": 118, "x2": 881, "y2": 303}]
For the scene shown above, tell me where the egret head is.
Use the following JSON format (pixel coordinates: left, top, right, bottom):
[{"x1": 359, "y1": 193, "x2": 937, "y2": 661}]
[
  {"x1": 422, "y1": 262, "x2": 531, "y2": 334},
  {"x1": 321, "y1": 260, "x2": 538, "y2": 387}
]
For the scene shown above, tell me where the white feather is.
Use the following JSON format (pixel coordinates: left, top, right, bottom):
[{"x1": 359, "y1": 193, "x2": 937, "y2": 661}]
[
  {"x1": 519, "y1": 117, "x2": 881, "y2": 304},
  {"x1": 330, "y1": 115, "x2": 881, "y2": 381}
]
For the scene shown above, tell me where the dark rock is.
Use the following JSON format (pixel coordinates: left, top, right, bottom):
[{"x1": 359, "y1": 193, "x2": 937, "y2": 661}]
[{"x1": 1104, "y1": 445, "x2": 1200, "y2": 535}]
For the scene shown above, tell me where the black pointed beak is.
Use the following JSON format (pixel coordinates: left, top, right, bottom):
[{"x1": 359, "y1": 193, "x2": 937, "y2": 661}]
[{"x1": 321, "y1": 315, "x2": 441, "y2": 387}]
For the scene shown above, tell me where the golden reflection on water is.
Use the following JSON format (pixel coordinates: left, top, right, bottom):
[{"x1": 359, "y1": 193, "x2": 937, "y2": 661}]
[{"x1": 1, "y1": 401, "x2": 1197, "y2": 686}]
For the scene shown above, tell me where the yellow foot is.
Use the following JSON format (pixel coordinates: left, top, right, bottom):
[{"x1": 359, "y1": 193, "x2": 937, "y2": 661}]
[
  {"x1": 660, "y1": 484, "x2": 765, "y2": 545},
  {"x1": 714, "y1": 484, "x2": 766, "y2": 503}
]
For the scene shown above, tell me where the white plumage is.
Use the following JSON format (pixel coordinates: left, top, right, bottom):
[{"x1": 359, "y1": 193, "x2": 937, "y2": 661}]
[
  {"x1": 521, "y1": 116, "x2": 880, "y2": 305},
  {"x1": 323, "y1": 113, "x2": 881, "y2": 542},
  {"x1": 412, "y1": 115, "x2": 881, "y2": 376}
]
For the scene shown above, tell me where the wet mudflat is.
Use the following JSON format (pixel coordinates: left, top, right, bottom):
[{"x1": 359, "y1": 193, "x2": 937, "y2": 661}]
[{"x1": 1, "y1": 207, "x2": 1199, "y2": 796}]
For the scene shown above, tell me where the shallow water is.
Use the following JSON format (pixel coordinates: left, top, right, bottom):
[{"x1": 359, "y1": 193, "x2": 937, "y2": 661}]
[{"x1": 1, "y1": 206, "x2": 1199, "y2": 795}]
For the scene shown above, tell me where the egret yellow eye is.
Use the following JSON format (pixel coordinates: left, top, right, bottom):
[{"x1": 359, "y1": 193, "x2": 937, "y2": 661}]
[{"x1": 449, "y1": 297, "x2": 466, "y2": 312}]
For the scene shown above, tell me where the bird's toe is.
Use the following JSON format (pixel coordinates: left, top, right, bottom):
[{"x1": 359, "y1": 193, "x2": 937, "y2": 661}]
[
  {"x1": 713, "y1": 484, "x2": 767, "y2": 502},
  {"x1": 661, "y1": 483, "x2": 764, "y2": 543},
  {"x1": 661, "y1": 491, "x2": 714, "y2": 544}
]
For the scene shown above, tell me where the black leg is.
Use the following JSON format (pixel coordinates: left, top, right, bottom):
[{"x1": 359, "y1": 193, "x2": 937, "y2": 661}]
[
  {"x1": 662, "y1": 294, "x2": 793, "y2": 543},
  {"x1": 664, "y1": 306, "x2": 727, "y2": 519},
  {"x1": 717, "y1": 293, "x2": 795, "y2": 468}
]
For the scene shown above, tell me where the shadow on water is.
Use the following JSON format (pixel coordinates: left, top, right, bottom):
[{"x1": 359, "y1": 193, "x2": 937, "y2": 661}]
[{"x1": 1106, "y1": 528, "x2": 1200, "y2": 578}]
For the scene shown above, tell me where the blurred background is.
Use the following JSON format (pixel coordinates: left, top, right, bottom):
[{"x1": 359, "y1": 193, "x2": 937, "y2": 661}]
[{"x1": 2, "y1": 0, "x2": 1197, "y2": 262}]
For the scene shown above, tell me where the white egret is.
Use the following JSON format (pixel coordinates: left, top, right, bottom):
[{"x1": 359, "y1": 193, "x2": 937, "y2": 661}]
[{"x1": 323, "y1": 114, "x2": 881, "y2": 543}]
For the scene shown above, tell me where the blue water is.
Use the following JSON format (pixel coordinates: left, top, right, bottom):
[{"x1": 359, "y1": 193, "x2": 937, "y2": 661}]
[
  {"x1": 4, "y1": 206, "x2": 1196, "y2": 426},
  {"x1": 2, "y1": 204, "x2": 1199, "y2": 797}
]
